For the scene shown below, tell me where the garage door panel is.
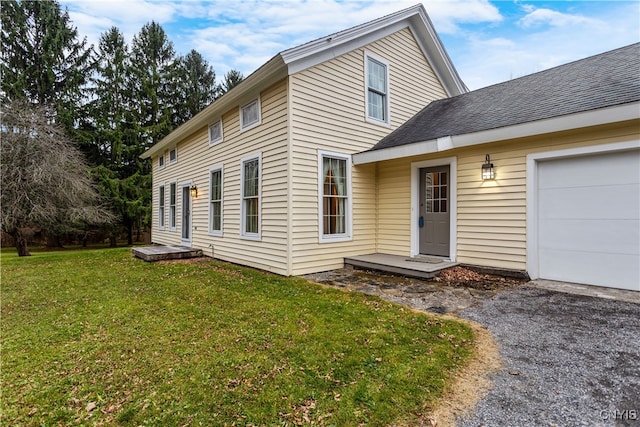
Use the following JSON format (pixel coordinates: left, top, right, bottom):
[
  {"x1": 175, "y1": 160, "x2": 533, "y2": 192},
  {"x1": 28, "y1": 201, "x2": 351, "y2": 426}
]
[
  {"x1": 538, "y1": 151, "x2": 640, "y2": 188},
  {"x1": 539, "y1": 219, "x2": 640, "y2": 254},
  {"x1": 537, "y1": 149, "x2": 640, "y2": 291},
  {"x1": 539, "y1": 249, "x2": 639, "y2": 291},
  {"x1": 539, "y1": 184, "x2": 640, "y2": 220}
]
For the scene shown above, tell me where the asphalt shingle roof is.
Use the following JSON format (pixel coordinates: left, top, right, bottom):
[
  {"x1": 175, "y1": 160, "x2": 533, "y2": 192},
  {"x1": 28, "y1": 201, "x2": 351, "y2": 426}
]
[{"x1": 370, "y1": 43, "x2": 640, "y2": 152}]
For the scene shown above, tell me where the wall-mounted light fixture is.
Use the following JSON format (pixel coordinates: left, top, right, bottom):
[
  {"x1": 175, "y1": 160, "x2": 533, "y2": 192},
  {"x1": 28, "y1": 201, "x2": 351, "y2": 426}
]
[
  {"x1": 190, "y1": 184, "x2": 198, "y2": 198},
  {"x1": 482, "y1": 154, "x2": 495, "y2": 180}
]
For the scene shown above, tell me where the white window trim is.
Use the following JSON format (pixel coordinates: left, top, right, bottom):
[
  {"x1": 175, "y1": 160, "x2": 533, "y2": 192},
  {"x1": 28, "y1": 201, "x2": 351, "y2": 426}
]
[
  {"x1": 158, "y1": 154, "x2": 165, "y2": 169},
  {"x1": 208, "y1": 164, "x2": 224, "y2": 236},
  {"x1": 364, "y1": 50, "x2": 391, "y2": 127},
  {"x1": 180, "y1": 180, "x2": 193, "y2": 246},
  {"x1": 158, "y1": 184, "x2": 166, "y2": 230},
  {"x1": 239, "y1": 97, "x2": 262, "y2": 132},
  {"x1": 169, "y1": 147, "x2": 178, "y2": 164},
  {"x1": 169, "y1": 180, "x2": 177, "y2": 231},
  {"x1": 318, "y1": 150, "x2": 352, "y2": 243},
  {"x1": 240, "y1": 153, "x2": 261, "y2": 240},
  {"x1": 209, "y1": 119, "x2": 223, "y2": 146}
]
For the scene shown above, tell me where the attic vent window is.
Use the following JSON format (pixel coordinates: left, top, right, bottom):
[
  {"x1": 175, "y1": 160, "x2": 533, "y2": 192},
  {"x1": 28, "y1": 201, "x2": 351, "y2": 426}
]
[
  {"x1": 240, "y1": 98, "x2": 261, "y2": 131},
  {"x1": 209, "y1": 120, "x2": 223, "y2": 145}
]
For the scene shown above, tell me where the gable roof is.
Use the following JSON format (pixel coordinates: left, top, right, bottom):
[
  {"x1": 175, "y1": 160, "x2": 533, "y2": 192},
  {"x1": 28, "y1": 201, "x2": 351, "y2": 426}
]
[
  {"x1": 354, "y1": 43, "x2": 640, "y2": 164},
  {"x1": 141, "y1": 4, "x2": 465, "y2": 160}
]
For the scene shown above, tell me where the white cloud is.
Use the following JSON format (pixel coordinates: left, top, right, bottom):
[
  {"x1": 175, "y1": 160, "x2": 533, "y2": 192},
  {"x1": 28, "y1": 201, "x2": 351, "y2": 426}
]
[
  {"x1": 177, "y1": 0, "x2": 503, "y2": 76},
  {"x1": 59, "y1": 0, "x2": 639, "y2": 92},
  {"x1": 449, "y1": 2, "x2": 640, "y2": 90},
  {"x1": 518, "y1": 6, "x2": 602, "y2": 29},
  {"x1": 63, "y1": 0, "x2": 179, "y2": 49},
  {"x1": 424, "y1": 0, "x2": 503, "y2": 33}
]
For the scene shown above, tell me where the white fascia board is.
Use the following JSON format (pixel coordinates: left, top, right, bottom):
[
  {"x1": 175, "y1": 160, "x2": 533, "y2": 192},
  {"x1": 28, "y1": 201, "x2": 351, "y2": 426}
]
[
  {"x1": 141, "y1": 56, "x2": 287, "y2": 159},
  {"x1": 353, "y1": 102, "x2": 640, "y2": 165},
  {"x1": 282, "y1": 3, "x2": 466, "y2": 98},
  {"x1": 353, "y1": 139, "x2": 440, "y2": 165},
  {"x1": 451, "y1": 102, "x2": 640, "y2": 149},
  {"x1": 407, "y1": 13, "x2": 467, "y2": 96},
  {"x1": 284, "y1": 21, "x2": 409, "y2": 75},
  {"x1": 281, "y1": 4, "x2": 421, "y2": 65}
]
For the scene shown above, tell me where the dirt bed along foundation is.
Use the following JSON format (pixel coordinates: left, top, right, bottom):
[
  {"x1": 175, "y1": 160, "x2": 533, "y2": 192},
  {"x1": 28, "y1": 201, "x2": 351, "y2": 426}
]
[{"x1": 304, "y1": 266, "x2": 526, "y2": 315}]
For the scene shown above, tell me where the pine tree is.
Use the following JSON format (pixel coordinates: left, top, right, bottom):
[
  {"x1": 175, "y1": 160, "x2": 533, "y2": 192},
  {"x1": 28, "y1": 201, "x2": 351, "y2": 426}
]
[
  {"x1": 0, "y1": 0, "x2": 93, "y2": 132},
  {"x1": 216, "y1": 69, "x2": 245, "y2": 99},
  {"x1": 172, "y1": 49, "x2": 216, "y2": 126},
  {"x1": 113, "y1": 21, "x2": 176, "y2": 244},
  {"x1": 129, "y1": 21, "x2": 176, "y2": 152},
  {"x1": 88, "y1": 27, "x2": 139, "y2": 246}
]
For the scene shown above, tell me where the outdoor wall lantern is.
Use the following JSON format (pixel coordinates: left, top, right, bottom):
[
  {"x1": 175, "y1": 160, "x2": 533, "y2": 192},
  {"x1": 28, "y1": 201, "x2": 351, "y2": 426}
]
[
  {"x1": 482, "y1": 154, "x2": 495, "y2": 180},
  {"x1": 190, "y1": 184, "x2": 198, "y2": 198}
]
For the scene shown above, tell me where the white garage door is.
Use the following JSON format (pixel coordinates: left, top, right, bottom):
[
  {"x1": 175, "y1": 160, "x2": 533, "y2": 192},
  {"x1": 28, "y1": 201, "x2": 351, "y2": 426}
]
[{"x1": 537, "y1": 149, "x2": 640, "y2": 291}]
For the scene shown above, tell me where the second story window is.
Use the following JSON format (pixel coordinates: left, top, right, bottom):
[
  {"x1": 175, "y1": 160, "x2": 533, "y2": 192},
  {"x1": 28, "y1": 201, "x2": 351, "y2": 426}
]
[
  {"x1": 240, "y1": 98, "x2": 261, "y2": 131},
  {"x1": 365, "y1": 52, "x2": 390, "y2": 125},
  {"x1": 169, "y1": 147, "x2": 177, "y2": 164},
  {"x1": 209, "y1": 120, "x2": 223, "y2": 145}
]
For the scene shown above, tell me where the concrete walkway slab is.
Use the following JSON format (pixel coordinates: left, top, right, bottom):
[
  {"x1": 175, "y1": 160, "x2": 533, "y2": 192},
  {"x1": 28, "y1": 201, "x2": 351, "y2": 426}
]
[{"x1": 531, "y1": 279, "x2": 640, "y2": 304}]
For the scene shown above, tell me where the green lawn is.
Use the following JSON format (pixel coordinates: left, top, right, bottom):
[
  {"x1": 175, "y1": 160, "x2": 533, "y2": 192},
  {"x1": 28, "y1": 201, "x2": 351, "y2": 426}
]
[{"x1": 1, "y1": 248, "x2": 475, "y2": 426}]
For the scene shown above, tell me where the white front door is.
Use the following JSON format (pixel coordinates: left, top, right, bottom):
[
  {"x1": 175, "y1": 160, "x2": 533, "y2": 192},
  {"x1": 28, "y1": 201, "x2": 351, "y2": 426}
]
[{"x1": 181, "y1": 183, "x2": 192, "y2": 246}]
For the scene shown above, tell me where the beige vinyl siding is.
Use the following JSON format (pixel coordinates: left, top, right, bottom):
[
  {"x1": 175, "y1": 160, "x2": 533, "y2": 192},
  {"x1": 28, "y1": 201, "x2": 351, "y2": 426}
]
[
  {"x1": 288, "y1": 28, "x2": 447, "y2": 275},
  {"x1": 376, "y1": 158, "x2": 412, "y2": 255},
  {"x1": 375, "y1": 120, "x2": 640, "y2": 271},
  {"x1": 150, "y1": 79, "x2": 290, "y2": 275}
]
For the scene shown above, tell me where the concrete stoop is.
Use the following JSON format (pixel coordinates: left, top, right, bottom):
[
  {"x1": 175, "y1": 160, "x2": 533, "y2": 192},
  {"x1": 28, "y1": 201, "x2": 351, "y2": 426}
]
[{"x1": 132, "y1": 245, "x2": 203, "y2": 262}]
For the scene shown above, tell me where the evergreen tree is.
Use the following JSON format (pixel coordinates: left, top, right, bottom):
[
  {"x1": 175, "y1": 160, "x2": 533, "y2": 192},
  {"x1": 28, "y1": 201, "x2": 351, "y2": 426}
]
[
  {"x1": 89, "y1": 27, "x2": 139, "y2": 246},
  {"x1": 172, "y1": 49, "x2": 216, "y2": 125},
  {"x1": 114, "y1": 21, "x2": 176, "y2": 244},
  {"x1": 216, "y1": 69, "x2": 244, "y2": 99},
  {"x1": 0, "y1": 0, "x2": 93, "y2": 132},
  {"x1": 129, "y1": 21, "x2": 176, "y2": 152}
]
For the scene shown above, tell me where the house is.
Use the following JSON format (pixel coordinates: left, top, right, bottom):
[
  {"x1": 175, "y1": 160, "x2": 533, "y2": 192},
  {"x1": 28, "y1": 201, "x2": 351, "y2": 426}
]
[
  {"x1": 353, "y1": 42, "x2": 640, "y2": 291},
  {"x1": 141, "y1": 5, "x2": 640, "y2": 291},
  {"x1": 141, "y1": 4, "x2": 466, "y2": 275}
]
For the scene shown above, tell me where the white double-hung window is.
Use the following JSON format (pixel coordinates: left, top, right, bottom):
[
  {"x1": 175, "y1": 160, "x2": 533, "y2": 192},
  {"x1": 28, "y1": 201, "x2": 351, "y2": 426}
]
[
  {"x1": 209, "y1": 166, "x2": 223, "y2": 235},
  {"x1": 318, "y1": 150, "x2": 352, "y2": 242},
  {"x1": 365, "y1": 52, "x2": 390, "y2": 125},
  {"x1": 169, "y1": 181, "x2": 177, "y2": 230},
  {"x1": 241, "y1": 154, "x2": 261, "y2": 239},
  {"x1": 158, "y1": 185, "x2": 165, "y2": 229}
]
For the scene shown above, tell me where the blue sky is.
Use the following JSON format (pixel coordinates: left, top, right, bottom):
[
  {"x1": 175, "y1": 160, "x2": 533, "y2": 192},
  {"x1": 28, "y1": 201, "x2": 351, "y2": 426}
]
[{"x1": 61, "y1": 0, "x2": 640, "y2": 90}]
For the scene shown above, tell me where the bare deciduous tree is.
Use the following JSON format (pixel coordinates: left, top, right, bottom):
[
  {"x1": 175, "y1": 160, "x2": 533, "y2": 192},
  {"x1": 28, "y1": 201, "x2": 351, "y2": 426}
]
[{"x1": 1, "y1": 100, "x2": 113, "y2": 256}]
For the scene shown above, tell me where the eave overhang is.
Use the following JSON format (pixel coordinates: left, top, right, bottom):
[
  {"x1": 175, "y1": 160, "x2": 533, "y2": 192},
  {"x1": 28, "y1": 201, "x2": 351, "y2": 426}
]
[
  {"x1": 352, "y1": 102, "x2": 640, "y2": 165},
  {"x1": 140, "y1": 56, "x2": 288, "y2": 159}
]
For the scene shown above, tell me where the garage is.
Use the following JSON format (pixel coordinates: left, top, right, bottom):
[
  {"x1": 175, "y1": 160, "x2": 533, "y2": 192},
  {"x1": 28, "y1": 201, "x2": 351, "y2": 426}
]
[{"x1": 536, "y1": 149, "x2": 640, "y2": 291}]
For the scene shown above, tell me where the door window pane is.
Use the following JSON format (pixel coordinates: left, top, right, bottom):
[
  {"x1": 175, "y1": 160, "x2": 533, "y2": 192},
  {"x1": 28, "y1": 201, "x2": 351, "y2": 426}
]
[{"x1": 425, "y1": 171, "x2": 448, "y2": 214}]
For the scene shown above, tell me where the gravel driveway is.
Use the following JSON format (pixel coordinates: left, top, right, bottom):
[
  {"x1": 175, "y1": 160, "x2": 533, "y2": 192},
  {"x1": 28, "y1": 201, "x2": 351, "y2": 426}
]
[{"x1": 457, "y1": 285, "x2": 640, "y2": 427}]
